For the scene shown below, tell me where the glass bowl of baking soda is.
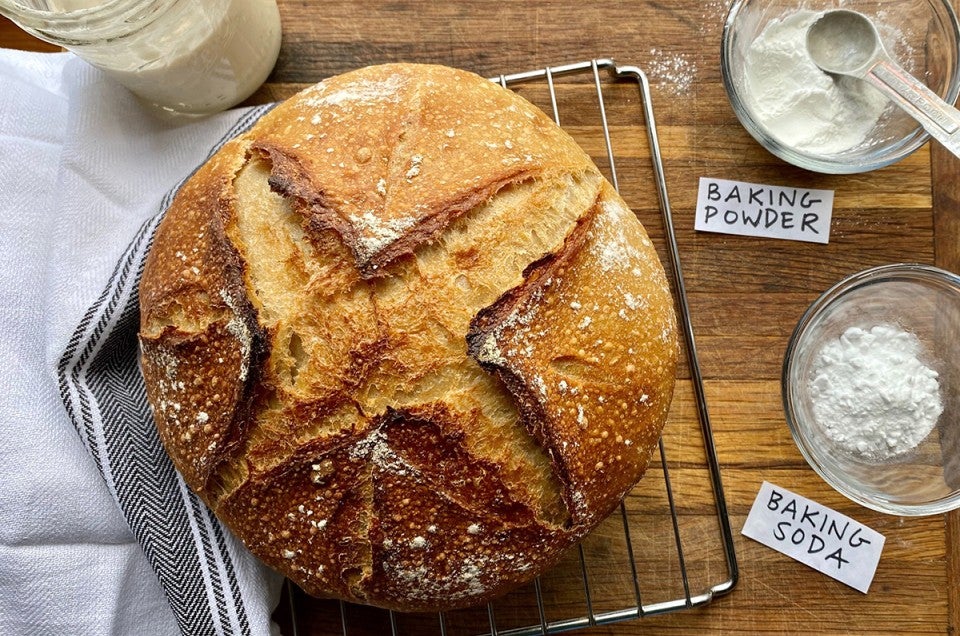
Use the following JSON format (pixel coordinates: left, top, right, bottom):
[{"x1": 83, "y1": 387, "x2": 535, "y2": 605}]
[
  {"x1": 722, "y1": 0, "x2": 960, "y2": 174},
  {"x1": 783, "y1": 264, "x2": 960, "y2": 515}
]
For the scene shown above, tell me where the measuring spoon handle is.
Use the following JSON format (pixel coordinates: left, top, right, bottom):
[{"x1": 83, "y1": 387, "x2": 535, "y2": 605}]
[{"x1": 864, "y1": 57, "x2": 960, "y2": 159}]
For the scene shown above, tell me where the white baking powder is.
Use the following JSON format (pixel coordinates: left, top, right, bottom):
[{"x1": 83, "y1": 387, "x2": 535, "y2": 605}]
[
  {"x1": 808, "y1": 324, "x2": 943, "y2": 460},
  {"x1": 742, "y1": 10, "x2": 890, "y2": 155}
]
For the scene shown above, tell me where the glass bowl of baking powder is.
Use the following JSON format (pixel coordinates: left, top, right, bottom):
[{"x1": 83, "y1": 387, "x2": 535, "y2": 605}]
[
  {"x1": 783, "y1": 264, "x2": 960, "y2": 515},
  {"x1": 722, "y1": 0, "x2": 960, "y2": 174}
]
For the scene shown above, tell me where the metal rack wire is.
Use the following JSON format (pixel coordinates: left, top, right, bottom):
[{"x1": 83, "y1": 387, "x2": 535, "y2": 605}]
[{"x1": 283, "y1": 58, "x2": 738, "y2": 636}]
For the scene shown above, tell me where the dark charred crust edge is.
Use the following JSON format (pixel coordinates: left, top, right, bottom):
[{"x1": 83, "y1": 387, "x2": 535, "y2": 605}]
[
  {"x1": 373, "y1": 405, "x2": 543, "y2": 521},
  {"x1": 465, "y1": 204, "x2": 596, "y2": 359},
  {"x1": 217, "y1": 402, "x2": 553, "y2": 608},
  {"x1": 253, "y1": 142, "x2": 322, "y2": 205},
  {"x1": 256, "y1": 138, "x2": 539, "y2": 280},
  {"x1": 466, "y1": 190, "x2": 600, "y2": 343},
  {"x1": 465, "y1": 195, "x2": 602, "y2": 527},
  {"x1": 360, "y1": 170, "x2": 535, "y2": 278},
  {"x1": 199, "y1": 186, "x2": 272, "y2": 498},
  {"x1": 253, "y1": 141, "x2": 364, "y2": 246}
]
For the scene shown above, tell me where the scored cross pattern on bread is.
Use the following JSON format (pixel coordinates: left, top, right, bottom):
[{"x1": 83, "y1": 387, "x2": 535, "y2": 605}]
[{"x1": 138, "y1": 63, "x2": 678, "y2": 612}]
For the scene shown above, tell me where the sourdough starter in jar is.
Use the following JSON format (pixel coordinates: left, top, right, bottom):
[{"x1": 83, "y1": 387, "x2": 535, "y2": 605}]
[{"x1": 0, "y1": 0, "x2": 282, "y2": 115}]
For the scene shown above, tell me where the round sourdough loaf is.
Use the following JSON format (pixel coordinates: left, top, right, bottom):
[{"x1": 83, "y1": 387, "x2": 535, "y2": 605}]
[{"x1": 138, "y1": 63, "x2": 679, "y2": 612}]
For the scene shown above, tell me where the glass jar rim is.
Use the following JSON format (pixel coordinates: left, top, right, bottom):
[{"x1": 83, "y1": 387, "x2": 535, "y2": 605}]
[
  {"x1": 0, "y1": 0, "x2": 178, "y2": 42},
  {"x1": 720, "y1": 0, "x2": 960, "y2": 174},
  {"x1": 781, "y1": 263, "x2": 960, "y2": 515}
]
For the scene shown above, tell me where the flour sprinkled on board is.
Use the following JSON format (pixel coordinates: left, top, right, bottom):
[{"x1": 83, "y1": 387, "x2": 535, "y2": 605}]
[
  {"x1": 647, "y1": 49, "x2": 697, "y2": 96},
  {"x1": 702, "y1": 2, "x2": 729, "y2": 24}
]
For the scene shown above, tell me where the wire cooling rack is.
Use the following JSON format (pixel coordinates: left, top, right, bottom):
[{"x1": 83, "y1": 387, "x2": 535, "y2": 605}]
[{"x1": 279, "y1": 58, "x2": 738, "y2": 636}]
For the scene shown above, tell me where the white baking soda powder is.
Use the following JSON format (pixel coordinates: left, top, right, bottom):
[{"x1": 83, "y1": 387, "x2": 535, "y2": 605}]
[
  {"x1": 808, "y1": 324, "x2": 943, "y2": 460},
  {"x1": 742, "y1": 10, "x2": 891, "y2": 155}
]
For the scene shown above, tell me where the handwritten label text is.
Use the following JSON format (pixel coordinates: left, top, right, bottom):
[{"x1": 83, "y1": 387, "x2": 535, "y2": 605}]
[
  {"x1": 741, "y1": 481, "x2": 884, "y2": 593},
  {"x1": 695, "y1": 177, "x2": 833, "y2": 244}
]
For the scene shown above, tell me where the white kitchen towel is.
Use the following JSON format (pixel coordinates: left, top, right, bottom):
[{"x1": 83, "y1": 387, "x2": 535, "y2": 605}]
[{"x1": 0, "y1": 49, "x2": 284, "y2": 636}]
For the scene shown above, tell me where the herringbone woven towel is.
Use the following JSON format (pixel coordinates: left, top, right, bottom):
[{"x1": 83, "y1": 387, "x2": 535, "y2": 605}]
[
  {"x1": 57, "y1": 104, "x2": 279, "y2": 636},
  {"x1": 0, "y1": 49, "x2": 282, "y2": 636}
]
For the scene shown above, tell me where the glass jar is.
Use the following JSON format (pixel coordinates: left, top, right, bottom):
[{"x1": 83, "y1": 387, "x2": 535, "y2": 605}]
[{"x1": 0, "y1": 0, "x2": 283, "y2": 115}]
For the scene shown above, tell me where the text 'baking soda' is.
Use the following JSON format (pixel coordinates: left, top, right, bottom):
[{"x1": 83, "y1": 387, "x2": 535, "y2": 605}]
[{"x1": 742, "y1": 482, "x2": 884, "y2": 593}]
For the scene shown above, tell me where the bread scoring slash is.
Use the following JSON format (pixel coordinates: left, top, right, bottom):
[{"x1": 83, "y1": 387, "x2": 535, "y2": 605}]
[{"x1": 138, "y1": 63, "x2": 679, "y2": 612}]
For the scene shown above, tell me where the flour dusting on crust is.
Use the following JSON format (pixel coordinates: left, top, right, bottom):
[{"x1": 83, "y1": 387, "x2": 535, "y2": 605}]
[
  {"x1": 301, "y1": 74, "x2": 406, "y2": 109},
  {"x1": 139, "y1": 63, "x2": 678, "y2": 614}
]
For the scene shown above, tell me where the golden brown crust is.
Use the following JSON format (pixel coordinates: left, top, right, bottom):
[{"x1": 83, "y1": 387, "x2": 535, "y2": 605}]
[
  {"x1": 139, "y1": 139, "x2": 269, "y2": 495},
  {"x1": 139, "y1": 63, "x2": 678, "y2": 612},
  {"x1": 468, "y1": 183, "x2": 678, "y2": 525},
  {"x1": 246, "y1": 64, "x2": 590, "y2": 277}
]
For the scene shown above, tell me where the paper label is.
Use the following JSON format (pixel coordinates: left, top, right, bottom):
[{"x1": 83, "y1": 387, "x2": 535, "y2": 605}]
[
  {"x1": 694, "y1": 177, "x2": 833, "y2": 244},
  {"x1": 741, "y1": 481, "x2": 884, "y2": 593}
]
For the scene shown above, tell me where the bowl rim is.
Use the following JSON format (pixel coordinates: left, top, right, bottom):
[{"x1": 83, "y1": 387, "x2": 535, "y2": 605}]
[
  {"x1": 781, "y1": 263, "x2": 960, "y2": 516},
  {"x1": 721, "y1": 0, "x2": 960, "y2": 174}
]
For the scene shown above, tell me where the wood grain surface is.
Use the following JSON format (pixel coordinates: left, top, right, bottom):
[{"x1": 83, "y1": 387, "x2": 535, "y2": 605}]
[{"x1": 4, "y1": 2, "x2": 959, "y2": 634}]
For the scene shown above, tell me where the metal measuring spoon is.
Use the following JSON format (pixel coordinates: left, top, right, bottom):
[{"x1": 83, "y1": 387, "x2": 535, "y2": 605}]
[{"x1": 806, "y1": 9, "x2": 960, "y2": 158}]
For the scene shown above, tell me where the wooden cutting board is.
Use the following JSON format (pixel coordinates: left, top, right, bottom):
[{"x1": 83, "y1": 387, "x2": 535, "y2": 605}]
[
  {"x1": 255, "y1": 3, "x2": 959, "y2": 633},
  {"x1": 4, "y1": 1, "x2": 958, "y2": 633}
]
